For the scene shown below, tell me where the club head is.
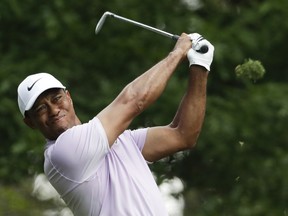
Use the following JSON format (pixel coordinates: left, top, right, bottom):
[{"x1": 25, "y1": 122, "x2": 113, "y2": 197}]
[{"x1": 95, "y1": 11, "x2": 114, "y2": 34}]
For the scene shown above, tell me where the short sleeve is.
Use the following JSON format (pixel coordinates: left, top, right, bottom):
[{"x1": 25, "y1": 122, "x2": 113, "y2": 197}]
[
  {"x1": 129, "y1": 128, "x2": 148, "y2": 151},
  {"x1": 47, "y1": 117, "x2": 109, "y2": 182}
]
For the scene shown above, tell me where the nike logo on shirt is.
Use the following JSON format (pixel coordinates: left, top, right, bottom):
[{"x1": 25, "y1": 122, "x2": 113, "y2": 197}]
[{"x1": 27, "y1": 78, "x2": 42, "y2": 91}]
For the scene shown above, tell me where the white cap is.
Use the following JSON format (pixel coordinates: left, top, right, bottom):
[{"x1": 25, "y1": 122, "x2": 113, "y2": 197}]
[{"x1": 17, "y1": 73, "x2": 66, "y2": 116}]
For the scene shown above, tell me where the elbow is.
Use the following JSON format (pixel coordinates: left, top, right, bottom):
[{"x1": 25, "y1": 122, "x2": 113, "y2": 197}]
[
  {"x1": 185, "y1": 138, "x2": 198, "y2": 150},
  {"x1": 183, "y1": 129, "x2": 201, "y2": 150}
]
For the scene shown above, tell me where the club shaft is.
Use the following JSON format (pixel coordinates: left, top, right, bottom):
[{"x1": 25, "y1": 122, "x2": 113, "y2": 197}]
[
  {"x1": 95, "y1": 12, "x2": 208, "y2": 53},
  {"x1": 110, "y1": 13, "x2": 179, "y2": 40}
]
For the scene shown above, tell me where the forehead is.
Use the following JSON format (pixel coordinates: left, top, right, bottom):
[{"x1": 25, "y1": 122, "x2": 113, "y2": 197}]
[{"x1": 33, "y1": 88, "x2": 64, "y2": 105}]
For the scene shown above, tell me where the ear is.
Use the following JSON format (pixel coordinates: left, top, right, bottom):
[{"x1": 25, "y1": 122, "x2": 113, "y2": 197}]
[
  {"x1": 23, "y1": 117, "x2": 36, "y2": 129},
  {"x1": 65, "y1": 90, "x2": 73, "y2": 104}
]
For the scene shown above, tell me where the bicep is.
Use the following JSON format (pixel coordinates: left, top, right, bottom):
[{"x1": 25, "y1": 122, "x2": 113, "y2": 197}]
[
  {"x1": 142, "y1": 126, "x2": 189, "y2": 162},
  {"x1": 97, "y1": 93, "x2": 141, "y2": 146}
]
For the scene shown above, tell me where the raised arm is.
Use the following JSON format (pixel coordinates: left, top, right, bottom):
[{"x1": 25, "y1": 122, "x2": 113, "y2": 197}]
[
  {"x1": 142, "y1": 35, "x2": 214, "y2": 161},
  {"x1": 97, "y1": 33, "x2": 192, "y2": 146}
]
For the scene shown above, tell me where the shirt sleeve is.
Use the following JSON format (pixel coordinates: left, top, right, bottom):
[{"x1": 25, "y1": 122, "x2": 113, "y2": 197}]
[
  {"x1": 48, "y1": 117, "x2": 109, "y2": 182},
  {"x1": 129, "y1": 127, "x2": 148, "y2": 151}
]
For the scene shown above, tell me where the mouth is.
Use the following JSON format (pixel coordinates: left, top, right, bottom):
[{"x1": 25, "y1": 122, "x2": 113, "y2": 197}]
[{"x1": 51, "y1": 114, "x2": 66, "y2": 124}]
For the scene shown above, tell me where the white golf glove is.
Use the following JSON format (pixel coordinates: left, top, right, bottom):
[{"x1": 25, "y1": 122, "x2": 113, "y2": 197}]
[{"x1": 187, "y1": 33, "x2": 214, "y2": 71}]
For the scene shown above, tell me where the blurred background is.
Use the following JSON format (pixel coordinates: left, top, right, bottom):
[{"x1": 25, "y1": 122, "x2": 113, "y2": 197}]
[{"x1": 1, "y1": 0, "x2": 288, "y2": 215}]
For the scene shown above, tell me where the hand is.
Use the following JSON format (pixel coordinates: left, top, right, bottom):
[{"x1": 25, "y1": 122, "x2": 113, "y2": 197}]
[
  {"x1": 172, "y1": 33, "x2": 194, "y2": 59},
  {"x1": 187, "y1": 33, "x2": 214, "y2": 71}
]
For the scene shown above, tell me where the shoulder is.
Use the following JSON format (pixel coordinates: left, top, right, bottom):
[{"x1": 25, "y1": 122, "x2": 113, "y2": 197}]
[{"x1": 44, "y1": 117, "x2": 110, "y2": 181}]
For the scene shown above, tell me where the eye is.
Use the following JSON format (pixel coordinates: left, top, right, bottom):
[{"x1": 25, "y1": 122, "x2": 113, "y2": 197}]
[
  {"x1": 52, "y1": 94, "x2": 63, "y2": 103},
  {"x1": 34, "y1": 104, "x2": 47, "y2": 115}
]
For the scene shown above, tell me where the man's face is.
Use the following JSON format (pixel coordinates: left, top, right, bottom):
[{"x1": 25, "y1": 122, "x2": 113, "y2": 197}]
[{"x1": 24, "y1": 88, "x2": 80, "y2": 140}]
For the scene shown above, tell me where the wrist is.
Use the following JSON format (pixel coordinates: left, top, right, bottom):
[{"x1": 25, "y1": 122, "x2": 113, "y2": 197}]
[
  {"x1": 189, "y1": 65, "x2": 209, "y2": 74},
  {"x1": 170, "y1": 48, "x2": 186, "y2": 61}
]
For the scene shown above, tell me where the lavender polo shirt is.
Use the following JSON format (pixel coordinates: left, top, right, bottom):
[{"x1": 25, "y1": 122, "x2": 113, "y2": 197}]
[{"x1": 44, "y1": 117, "x2": 168, "y2": 216}]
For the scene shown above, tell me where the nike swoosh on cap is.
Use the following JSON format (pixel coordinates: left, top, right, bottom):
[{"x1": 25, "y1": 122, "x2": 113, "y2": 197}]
[{"x1": 27, "y1": 78, "x2": 42, "y2": 91}]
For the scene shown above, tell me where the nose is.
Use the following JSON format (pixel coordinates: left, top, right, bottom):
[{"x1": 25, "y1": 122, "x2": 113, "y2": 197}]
[{"x1": 47, "y1": 103, "x2": 60, "y2": 116}]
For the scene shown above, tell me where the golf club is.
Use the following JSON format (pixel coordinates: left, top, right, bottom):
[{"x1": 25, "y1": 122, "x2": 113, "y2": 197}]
[{"x1": 95, "y1": 11, "x2": 208, "y2": 53}]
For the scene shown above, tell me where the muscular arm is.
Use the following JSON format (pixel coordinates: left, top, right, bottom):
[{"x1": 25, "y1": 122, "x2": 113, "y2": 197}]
[
  {"x1": 142, "y1": 65, "x2": 208, "y2": 162},
  {"x1": 97, "y1": 34, "x2": 192, "y2": 146}
]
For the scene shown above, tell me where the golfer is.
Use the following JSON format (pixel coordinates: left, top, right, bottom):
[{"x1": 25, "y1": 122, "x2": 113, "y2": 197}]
[{"x1": 17, "y1": 33, "x2": 214, "y2": 215}]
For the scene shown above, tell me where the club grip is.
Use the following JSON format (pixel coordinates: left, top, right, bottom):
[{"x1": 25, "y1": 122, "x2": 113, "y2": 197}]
[
  {"x1": 172, "y1": 35, "x2": 180, "y2": 40},
  {"x1": 172, "y1": 34, "x2": 208, "y2": 54}
]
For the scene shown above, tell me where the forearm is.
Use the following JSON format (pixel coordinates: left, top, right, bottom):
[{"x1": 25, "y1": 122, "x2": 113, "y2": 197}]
[
  {"x1": 125, "y1": 48, "x2": 185, "y2": 115},
  {"x1": 170, "y1": 65, "x2": 208, "y2": 148}
]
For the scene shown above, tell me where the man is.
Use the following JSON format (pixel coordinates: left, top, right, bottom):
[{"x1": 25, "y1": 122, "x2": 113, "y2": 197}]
[{"x1": 17, "y1": 33, "x2": 214, "y2": 215}]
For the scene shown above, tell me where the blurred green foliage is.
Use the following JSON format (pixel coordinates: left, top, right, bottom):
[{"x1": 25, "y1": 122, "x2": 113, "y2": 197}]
[
  {"x1": 235, "y1": 59, "x2": 265, "y2": 81},
  {"x1": 0, "y1": 178, "x2": 56, "y2": 216},
  {"x1": 1, "y1": 0, "x2": 288, "y2": 215}
]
